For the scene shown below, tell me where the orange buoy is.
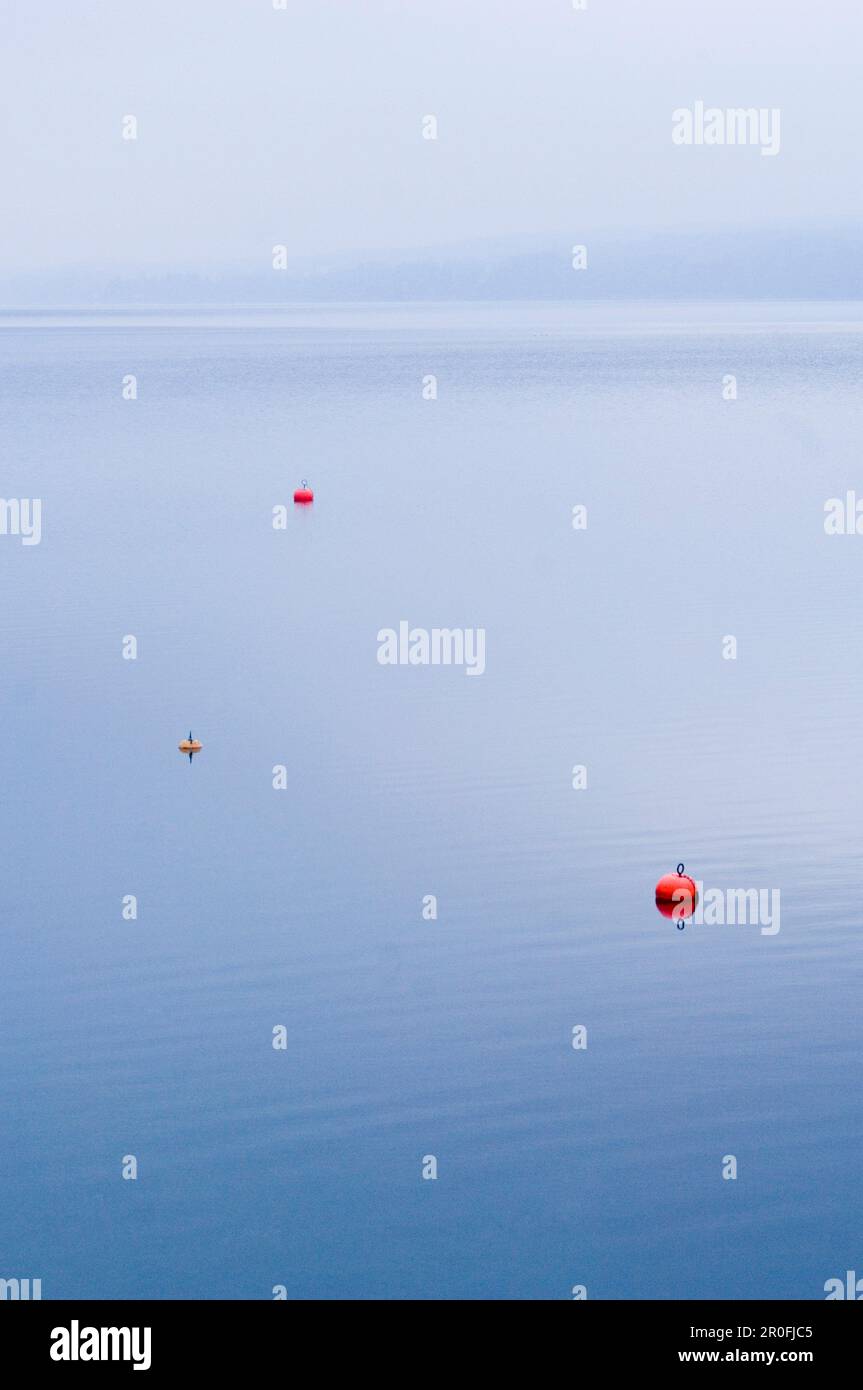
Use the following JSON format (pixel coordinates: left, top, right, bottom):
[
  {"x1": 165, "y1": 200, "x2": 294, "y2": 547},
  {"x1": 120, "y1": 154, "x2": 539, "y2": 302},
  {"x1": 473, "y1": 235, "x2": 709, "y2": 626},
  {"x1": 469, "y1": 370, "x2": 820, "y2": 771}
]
[
  {"x1": 294, "y1": 479, "x2": 314, "y2": 504},
  {"x1": 178, "y1": 731, "x2": 202, "y2": 759},
  {"x1": 655, "y1": 863, "x2": 698, "y2": 924}
]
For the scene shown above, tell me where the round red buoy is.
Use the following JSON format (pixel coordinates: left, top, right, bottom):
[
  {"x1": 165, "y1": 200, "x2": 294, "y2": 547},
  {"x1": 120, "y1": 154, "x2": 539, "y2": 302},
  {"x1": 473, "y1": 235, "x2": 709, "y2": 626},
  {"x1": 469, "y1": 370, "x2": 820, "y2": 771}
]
[
  {"x1": 293, "y1": 480, "x2": 314, "y2": 504},
  {"x1": 655, "y1": 863, "x2": 698, "y2": 924}
]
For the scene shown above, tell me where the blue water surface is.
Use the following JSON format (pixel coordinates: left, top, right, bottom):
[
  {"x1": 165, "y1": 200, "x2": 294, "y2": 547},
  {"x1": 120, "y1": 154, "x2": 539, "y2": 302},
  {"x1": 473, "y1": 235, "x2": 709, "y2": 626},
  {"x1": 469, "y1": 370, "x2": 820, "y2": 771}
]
[{"x1": 0, "y1": 301, "x2": 860, "y2": 1299}]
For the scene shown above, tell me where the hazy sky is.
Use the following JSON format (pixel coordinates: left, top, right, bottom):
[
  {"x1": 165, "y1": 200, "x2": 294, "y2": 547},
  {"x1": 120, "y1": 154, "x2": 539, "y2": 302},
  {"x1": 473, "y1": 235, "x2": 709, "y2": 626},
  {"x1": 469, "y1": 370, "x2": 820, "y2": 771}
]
[{"x1": 2, "y1": 0, "x2": 861, "y2": 271}]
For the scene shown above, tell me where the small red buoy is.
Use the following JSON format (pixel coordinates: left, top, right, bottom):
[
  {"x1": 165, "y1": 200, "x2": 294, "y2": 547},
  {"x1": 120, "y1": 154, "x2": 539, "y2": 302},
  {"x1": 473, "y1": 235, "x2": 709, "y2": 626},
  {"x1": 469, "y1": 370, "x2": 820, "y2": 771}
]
[
  {"x1": 293, "y1": 479, "x2": 314, "y2": 504},
  {"x1": 655, "y1": 863, "x2": 698, "y2": 923}
]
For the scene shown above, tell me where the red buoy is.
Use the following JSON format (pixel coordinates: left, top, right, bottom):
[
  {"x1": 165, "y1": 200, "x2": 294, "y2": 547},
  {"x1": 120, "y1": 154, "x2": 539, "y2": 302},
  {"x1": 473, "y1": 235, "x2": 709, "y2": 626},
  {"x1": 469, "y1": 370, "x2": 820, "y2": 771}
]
[
  {"x1": 294, "y1": 480, "x2": 314, "y2": 504},
  {"x1": 655, "y1": 863, "x2": 698, "y2": 922}
]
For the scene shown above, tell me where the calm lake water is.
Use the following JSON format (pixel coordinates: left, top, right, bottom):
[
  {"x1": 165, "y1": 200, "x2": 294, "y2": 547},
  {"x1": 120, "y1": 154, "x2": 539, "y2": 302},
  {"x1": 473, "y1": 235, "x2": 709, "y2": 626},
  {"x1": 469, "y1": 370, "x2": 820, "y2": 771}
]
[{"x1": 1, "y1": 301, "x2": 860, "y2": 1299}]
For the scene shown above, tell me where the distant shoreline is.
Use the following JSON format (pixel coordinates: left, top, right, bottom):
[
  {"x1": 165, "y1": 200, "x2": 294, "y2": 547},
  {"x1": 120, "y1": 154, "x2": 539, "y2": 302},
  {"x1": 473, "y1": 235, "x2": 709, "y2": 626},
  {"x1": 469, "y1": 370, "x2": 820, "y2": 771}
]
[{"x1": 1, "y1": 300, "x2": 862, "y2": 332}]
